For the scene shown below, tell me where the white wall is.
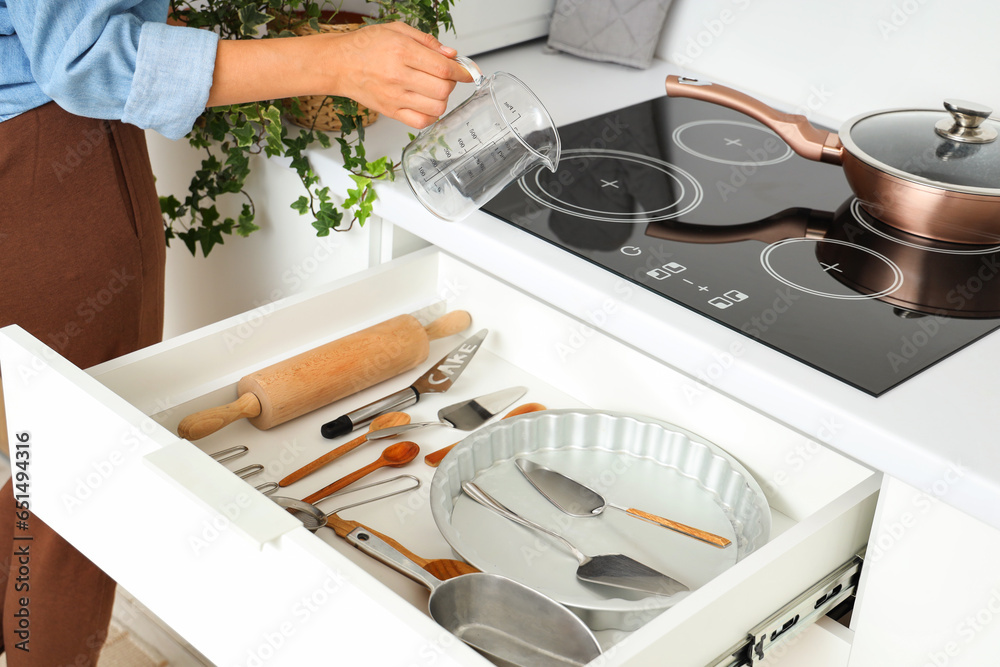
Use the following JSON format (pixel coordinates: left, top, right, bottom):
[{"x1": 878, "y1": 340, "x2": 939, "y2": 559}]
[
  {"x1": 146, "y1": 131, "x2": 375, "y2": 340},
  {"x1": 656, "y1": 0, "x2": 1000, "y2": 126}
]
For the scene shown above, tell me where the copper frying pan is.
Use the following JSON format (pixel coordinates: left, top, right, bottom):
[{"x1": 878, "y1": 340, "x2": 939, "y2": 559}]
[{"x1": 665, "y1": 76, "x2": 1000, "y2": 245}]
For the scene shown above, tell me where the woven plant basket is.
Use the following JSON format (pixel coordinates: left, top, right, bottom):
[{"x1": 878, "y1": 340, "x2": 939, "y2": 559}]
[{"x1": 274, "y1": 12, "x2": 380, "y2": 132}]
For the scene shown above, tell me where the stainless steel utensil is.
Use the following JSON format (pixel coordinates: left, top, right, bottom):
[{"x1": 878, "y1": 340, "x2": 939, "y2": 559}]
[
  {"x1": 270, "y1": 474, "x2": 423, "y2": 530},
  {"x1": 320, "y1": 329, "x2": 489, "y2": 439},
  {"x1": 345, "y1": 526, "x2": 602, "y2": 667},
  {"x1": 210, "y1": 445, "x2": 249, "y2": 463},
  {"x1": 515, "y1": 458, "x2": 732, "y2": 548},
  {"x1": 366, "y1": 386, "x2": 527, "y2": 440},
  {"x1": 462, "y1": 481, "x2": 688, "y2": 597}
]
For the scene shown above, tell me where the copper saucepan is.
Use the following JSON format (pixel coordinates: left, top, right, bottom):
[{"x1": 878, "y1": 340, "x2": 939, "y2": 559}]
[{"x1": 665, "y1": 76, "x2": 1000, "y2": 245}]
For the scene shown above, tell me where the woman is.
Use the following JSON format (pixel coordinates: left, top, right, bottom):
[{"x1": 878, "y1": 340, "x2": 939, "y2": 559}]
[{"x1": 0, "y1": 2, "x2": 468, "y2": 662}]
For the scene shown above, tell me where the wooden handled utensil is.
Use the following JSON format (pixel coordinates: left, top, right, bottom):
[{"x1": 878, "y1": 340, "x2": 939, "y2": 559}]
[
  {"x1": 177, "y1": 310, "x2": 471, "y2": 441},
  {"x1": 302, "y1": 441, "x2": 420, "y2": 505},
  {"x1": 464, "y1": 481, "x2": 689, "y2": 597},
  {"x1": 423, "y1": 402, "x2": 547, "y2": 467},
  {"x1": 271, "y1": 476, "x2": 477, "y2": 580},
  {"x1": 278, "y1": 412, "x2": 411, "y2": 488},
  {"x1": 515, "y1": 458, "x2": 732, "y2": 549},
  {"x1": 325, "y1": 515, "x2": 478, "y2": 580}
]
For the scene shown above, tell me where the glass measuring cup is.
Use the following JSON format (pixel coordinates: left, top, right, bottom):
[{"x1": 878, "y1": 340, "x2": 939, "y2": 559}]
[{"x1": 402, "y1": 57, "x2": 561, "y2": 222}]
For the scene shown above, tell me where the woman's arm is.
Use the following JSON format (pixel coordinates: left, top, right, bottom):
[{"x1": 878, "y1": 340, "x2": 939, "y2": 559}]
[
  {"x1": 7, "y1": 0, "x2": 218, "y2": 140},
  {"x1": 208, "y1": 22, "x2": 472, "y2": 129}
]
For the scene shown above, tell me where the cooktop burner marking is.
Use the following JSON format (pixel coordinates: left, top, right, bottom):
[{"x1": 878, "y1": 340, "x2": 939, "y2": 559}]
[
  {"x1": 761, "y1": 238, "x2": 904, "y2": 300},
  {"x1": 518, "y1": 148, "x2": 703, "y2": 223},
  {"x1": 600, "y1": 179, "x2": 620, "y2": 189},
  {"x1": 849, "y1": 199, "x2": 1000, "y2": 255},
  {"x1": 821, "y1": 262, "x2": 842, "y2": 273},
  {"x1": 672, "y1": 120, "x2": 794, "y2": 166}
]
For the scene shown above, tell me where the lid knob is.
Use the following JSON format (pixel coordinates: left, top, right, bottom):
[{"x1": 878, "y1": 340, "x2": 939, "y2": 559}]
[{"x1": 935, "y1": 99, "x2": 998, "y2": 144}]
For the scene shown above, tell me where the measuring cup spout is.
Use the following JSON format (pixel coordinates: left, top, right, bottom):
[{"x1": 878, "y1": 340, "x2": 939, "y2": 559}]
[
  {"x1": 454, "y1": 56, "x2": 485, "y2": 87},
  {"x1": 542, "y1": 151, "x2": 559, "y2": 173}
]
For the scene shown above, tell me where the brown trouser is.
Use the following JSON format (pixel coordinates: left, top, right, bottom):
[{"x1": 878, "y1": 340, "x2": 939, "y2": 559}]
[{"x1": 0, "y1": 102, "x2": 165, "y2": 664}]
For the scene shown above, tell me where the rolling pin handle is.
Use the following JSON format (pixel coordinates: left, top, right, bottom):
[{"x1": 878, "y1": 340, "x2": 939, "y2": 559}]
[
  {"x1": 423, "y1": 310, "x2": 472, "y2": 340},
  {"x1": 320, "y1": 386, "x2": 420, "y2": 439},
  {"x1": 176, "y1": 392, "x2": 262, "y2": 441}
]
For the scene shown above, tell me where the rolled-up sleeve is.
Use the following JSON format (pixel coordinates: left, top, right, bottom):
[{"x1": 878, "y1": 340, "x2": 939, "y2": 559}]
[{"x1": 7, "y1": 0, "x2": 218, "y2": 140}]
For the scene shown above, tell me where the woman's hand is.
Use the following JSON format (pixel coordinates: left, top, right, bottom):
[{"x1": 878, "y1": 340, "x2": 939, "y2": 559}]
[
  {"x1": 327, "y1": 22, "x2": 473, "y2": 129},
  {"x1": 207, "y1": 21, "x2": 473, "y2": 130}
]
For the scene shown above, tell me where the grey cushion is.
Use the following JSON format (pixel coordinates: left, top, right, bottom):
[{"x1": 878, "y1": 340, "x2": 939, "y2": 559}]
[{"x1": 547, "y1": 0, "x2": 673, "y2": 70}]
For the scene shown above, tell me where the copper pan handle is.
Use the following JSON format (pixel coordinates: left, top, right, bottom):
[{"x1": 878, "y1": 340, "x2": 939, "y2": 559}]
[{"x1": 665, "y1": 76, "x2": 844, "y2": 166}]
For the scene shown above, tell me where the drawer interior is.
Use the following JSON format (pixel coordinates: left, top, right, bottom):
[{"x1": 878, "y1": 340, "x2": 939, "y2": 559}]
[{"x1": 4, "y1": 248, "x2": 878, "y2": 665}]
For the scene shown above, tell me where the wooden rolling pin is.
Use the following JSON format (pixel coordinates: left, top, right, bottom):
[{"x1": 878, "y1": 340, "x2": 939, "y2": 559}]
[{"x1": 177, "y1": 311, "x2": 471, "y2": 441}]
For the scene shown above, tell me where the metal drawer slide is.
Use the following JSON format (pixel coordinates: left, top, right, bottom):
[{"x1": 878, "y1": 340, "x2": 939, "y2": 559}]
[{"x1": 709, "y1": 552, "x2": 863, "y2": 666}]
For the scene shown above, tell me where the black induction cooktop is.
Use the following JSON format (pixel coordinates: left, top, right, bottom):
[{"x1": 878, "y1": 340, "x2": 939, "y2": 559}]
[{"x1": 483, "y1": 95, "x2": 1000, "y2": 395}]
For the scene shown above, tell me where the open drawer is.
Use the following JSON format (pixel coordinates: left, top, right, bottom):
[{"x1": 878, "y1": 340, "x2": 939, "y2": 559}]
[{"x1": 0, "y1": 247, "x2": 877, "y2": 666}]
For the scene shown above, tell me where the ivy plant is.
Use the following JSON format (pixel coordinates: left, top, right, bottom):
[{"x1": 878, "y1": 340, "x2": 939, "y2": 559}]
[{"x1": 162, "y1": 0, "x2": 456, "y2": 257}]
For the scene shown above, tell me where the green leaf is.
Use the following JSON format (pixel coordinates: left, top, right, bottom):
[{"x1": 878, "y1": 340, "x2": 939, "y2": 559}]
[
  {"x1": 177, "y1": 229, "x2": 198, "y2": 256},
  {"x1": 367, "y1": 156, "x2": 390, "y2": 179},
  {"x1": 237, "y1": 6, "x2": 271, "y2": 37},
  {"x1": 311, "y1": 206, "x2": 343, "y2": 237},
  {"x1": 349, "y1": 174, "x2": 373, "y2": 190},
  {"x1": 236, "y1": 204, "x2": 260, "y2": 237},
  {"x1": 261, "y1": 104, "x2": 282, "y2": 127},
  {"x1": 231, "y1": 122, "x2": 256, "y2": 148},
  {"x1": 159, "y1": 194, "x2": 182, "y2": 218},
  {"x1": 291, "y1": 196, "x2": 310, "y2": 215}
]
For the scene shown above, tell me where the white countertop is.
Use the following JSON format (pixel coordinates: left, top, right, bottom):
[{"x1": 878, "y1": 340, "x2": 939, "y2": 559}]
[{"x1": 308, "y1": 40, "x2": 1000, "y2": 531}]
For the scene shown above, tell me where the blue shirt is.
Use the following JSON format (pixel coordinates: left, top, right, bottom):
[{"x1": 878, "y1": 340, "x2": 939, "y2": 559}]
[{"x1": 1, "y1": 0, "x2": 218, "y2": 140}]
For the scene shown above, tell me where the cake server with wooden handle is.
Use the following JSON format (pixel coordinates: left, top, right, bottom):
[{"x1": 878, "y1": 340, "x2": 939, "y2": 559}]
[
  {"x1": 176, "y1": 310, "x2": 471, "y2": 441},
  {"x1": 515, "y1": 458, "x2": 732, "y2": 548},
  {"x1": 319, "y1": 328, "x2": 488, "y2": 439}
]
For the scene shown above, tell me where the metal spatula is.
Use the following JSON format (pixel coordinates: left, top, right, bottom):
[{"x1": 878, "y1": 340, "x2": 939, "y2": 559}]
[
  {"x1": 462, "y1": 481, "x2": 689, "y2": 597},
  {"x1": 366, "y1": 386, "x2": 527, "y2": 439}
]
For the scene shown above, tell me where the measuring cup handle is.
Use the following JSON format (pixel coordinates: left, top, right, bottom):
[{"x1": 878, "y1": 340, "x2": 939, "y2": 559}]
[{"x1": 455, "y1": 56, "x2": 486, "y2": 88}]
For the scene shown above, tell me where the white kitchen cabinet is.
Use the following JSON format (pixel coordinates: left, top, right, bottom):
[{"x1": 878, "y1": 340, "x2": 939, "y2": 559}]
[
  {"x1": 0, "y1": 248, "x2": 877, "y2": 666},
  {"x1": 848, "y1": 475, "x2": 1000, "y2": 667}
]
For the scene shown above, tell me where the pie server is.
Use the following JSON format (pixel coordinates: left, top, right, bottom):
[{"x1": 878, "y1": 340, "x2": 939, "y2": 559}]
[{"x1": 515, "y1": 458, "x2": 732, "y2": 548}]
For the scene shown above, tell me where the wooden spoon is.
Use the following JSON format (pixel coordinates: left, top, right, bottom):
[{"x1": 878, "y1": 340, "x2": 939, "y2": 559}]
[
  {"x1": 424, "y1": 402, "x2": 547, "y2": 467},
  {"x1": 279, "y1": 412, "x2": 411, "y2": 487},
  {"x1": 324, "y1": 514, "x2": 478, "y2": 580},
  {"x1": 303, "y1": 441, "x2": 420, "y2": 505}
]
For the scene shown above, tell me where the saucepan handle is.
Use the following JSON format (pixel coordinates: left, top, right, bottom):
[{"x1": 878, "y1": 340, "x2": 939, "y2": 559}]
[{"x1": 665, "y1": 75, "x2": 844, "y2": 166}]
